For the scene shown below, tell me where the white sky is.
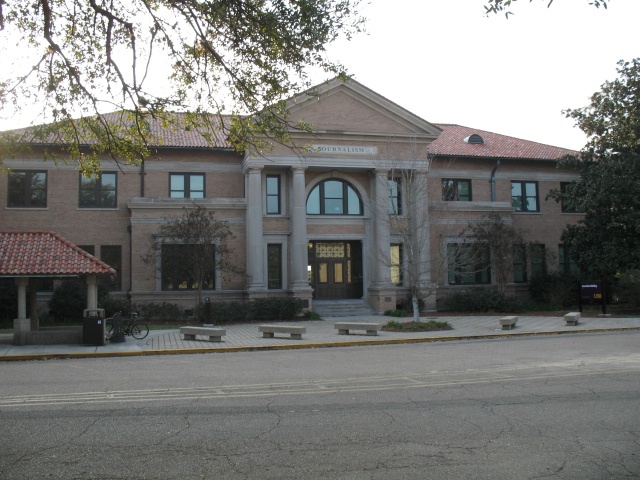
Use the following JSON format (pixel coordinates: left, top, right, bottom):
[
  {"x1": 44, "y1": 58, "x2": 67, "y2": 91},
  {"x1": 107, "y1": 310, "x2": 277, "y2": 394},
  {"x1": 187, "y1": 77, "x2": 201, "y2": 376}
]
[
  {"x1": 321, "y1": 0, "x2": 640, "y2": 150},
  {"x1": 1, "y1": 0, "x2": 638, "y2": 151}
]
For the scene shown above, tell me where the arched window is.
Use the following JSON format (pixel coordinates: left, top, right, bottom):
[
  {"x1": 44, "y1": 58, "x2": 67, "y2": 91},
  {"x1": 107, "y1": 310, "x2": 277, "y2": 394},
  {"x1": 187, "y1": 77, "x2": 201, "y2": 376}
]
[{"x1": 307, "y1": 179, "x2": 363, "y2": 215}]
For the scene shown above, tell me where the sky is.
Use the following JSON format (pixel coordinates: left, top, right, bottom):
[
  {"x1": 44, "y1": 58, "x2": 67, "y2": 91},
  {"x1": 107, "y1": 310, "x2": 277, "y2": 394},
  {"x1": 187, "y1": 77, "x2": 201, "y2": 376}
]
[
  {"x1": 319, "y1": 0, "x2": 640, "y2": 150},
  {"x1": 1, "y1": 0, "x2": 638, "y2": 151}
]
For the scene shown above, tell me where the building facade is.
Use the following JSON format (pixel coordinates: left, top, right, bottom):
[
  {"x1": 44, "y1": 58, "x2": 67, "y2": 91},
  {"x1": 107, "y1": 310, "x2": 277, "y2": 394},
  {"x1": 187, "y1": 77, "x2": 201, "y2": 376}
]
[{"x1": 0, "y1": 79, "x2": 582, "y2": 314}]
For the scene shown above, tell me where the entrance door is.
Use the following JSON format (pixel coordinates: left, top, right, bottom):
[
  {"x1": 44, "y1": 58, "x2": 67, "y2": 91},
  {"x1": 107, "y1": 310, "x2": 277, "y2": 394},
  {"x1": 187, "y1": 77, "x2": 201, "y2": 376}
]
[
  {"x1": 314, "y1": 259, "x2": 348, "y2": 298},
  {"x1": 308, "y1": 241, "x2": 363, "y2": 299}
]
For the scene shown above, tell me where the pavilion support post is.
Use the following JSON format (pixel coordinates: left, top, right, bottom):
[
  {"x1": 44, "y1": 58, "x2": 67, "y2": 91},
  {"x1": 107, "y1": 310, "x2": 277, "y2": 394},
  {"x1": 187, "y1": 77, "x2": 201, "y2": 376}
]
[
  {"x1": 13, "y1": 277, "x2": 30, "y2": 345},
  {"x1": 87, "y1": 275, "x2": 98, "y2": 311}
]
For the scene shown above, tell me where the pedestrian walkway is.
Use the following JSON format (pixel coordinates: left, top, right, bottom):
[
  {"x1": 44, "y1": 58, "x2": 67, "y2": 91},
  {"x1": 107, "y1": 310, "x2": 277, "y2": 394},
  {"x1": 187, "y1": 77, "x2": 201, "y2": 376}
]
[{"x1": 1, "y1": 314, "x2": 640, "y2": 361}]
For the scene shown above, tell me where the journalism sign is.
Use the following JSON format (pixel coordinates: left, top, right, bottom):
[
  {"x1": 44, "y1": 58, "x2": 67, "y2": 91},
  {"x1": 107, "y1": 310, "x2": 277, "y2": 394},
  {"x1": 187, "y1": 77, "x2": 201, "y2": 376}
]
[{"x1": 580, "y1": 280, "x2": 603, "y2": 302}]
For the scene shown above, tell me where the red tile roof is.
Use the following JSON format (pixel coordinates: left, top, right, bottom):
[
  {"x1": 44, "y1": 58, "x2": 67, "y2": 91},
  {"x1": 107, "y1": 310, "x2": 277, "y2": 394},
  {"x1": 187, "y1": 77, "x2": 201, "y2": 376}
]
[
  {"x1": 0, "y1": 231, "x2": 117, "y2": 276},
  {"x1": 5, "y1": 113, "x2": 576, "y2": 160},
  {"x1": 430, "y1": 124, "x2": 577, "y2": 160},
  {"x1": 141, "y1": 112, "x2": 231, "y2": 148},
  {"x1": 6, "y1": 112, "x2": 232, "y2": 149}
]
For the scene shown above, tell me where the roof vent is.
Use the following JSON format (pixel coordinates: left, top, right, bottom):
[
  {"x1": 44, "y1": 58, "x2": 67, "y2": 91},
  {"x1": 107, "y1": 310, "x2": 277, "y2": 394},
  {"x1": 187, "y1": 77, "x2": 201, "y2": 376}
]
[{"x1": 464, "y1": 134, "x2": 484, "y2": 144}]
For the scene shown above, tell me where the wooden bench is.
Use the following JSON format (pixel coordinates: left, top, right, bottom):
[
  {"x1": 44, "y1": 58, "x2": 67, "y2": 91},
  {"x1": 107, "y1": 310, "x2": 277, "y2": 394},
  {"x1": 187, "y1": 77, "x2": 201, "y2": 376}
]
[
  {"x1": 180, "y1": 326, "x2": 226, "y2": 342},
  {"x1": 500, "y1": 316, "x2": 518, "y2": 330},
  {"x1": 564, "y1": 312, "x2": 581, "y2": 326},
  {"x1": 258, "y1": 324, "x2": 306, "y2": 340},
  {"x1": 334, "y1": 322, "x2": 382, "y2": 336}
]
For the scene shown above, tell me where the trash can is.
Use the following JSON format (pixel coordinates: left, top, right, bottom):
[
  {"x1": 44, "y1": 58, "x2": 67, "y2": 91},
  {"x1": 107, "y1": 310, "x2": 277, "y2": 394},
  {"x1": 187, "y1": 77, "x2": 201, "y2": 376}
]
[{"x1": 83, "y1": 308, "x2": 106, "y2": 346}]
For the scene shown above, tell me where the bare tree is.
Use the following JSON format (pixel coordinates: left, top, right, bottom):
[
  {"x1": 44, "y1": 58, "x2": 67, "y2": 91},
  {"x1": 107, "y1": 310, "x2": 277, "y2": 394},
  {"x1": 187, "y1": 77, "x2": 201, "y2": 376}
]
[
  {"x1": 465, "y1": 212, "x2": 526, "y2": 295},
  {"x1": 372, "y1": 146, "x2": 434, "y2": 322},
  {"x1": 143, "y1": 204, "x2": 243, "y2": 307},
  {"x1": 0, "y1": 1, "x2": 365, "y2": 173}
]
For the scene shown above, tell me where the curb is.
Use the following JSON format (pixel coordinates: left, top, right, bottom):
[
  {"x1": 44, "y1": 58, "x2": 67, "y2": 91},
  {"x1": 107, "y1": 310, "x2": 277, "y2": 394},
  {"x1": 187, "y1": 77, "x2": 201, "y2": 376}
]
[{"x1": 2, "y1": 326, "x2": 639, "y2": 362}]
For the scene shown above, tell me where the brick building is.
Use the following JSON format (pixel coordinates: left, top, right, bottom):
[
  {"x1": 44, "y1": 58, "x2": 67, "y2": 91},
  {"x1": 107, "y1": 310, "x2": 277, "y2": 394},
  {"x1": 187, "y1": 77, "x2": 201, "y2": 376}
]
[{"x1": 0, "y1": 78, "x2": 581, "y2": 314}]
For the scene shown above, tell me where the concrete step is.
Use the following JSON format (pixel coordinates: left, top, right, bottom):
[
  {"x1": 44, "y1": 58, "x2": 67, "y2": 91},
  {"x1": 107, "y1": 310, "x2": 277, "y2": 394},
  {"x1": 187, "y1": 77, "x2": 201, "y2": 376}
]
[{"x1": 312, "y1": 300, "x2": 377, "y2": 318}]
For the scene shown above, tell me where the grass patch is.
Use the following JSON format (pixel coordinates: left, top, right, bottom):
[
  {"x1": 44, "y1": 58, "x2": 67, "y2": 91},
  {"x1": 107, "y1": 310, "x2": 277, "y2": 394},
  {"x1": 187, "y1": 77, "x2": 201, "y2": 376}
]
[
  {"x1": 384, "y1": 309, "x2": 410, "y2": 317},
  {"x1": 382, "y1": 320, "x2": 453, "y2": 332}
]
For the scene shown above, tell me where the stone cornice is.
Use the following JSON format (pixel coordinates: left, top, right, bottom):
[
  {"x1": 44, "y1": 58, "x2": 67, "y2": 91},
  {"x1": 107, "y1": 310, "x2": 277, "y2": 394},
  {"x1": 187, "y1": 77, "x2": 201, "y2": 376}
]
[
  {"x1": 429, "y1": 201, "x2": 513, "y2": 213},
  {"x1": 127, "y1": 197, "x2": 246, "y2": 210}
]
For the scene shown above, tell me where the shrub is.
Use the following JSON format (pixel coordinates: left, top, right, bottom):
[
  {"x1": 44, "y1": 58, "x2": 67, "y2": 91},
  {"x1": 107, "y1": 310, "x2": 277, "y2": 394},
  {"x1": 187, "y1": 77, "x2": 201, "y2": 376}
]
[
  {"x1": 384, "y1": 319, "x2": 453, "y2": 331},
  {"x1": 304, "y1": 310, "x2": 322, "y2": 320},
  {"x1": 444, "y1": 288, "x2": 522, "y2": 313},
  {"x1": 48, "y1": 279, "x2": 87, "y2": 321},
  {"x1": 194, "y1": 298, "x2": 304, "y2": 324},
  {"x1": 613, "y1": 270, "x2": 640, "y2": 309},
  {"x1": 0, "y1": 279, "x2": 18, "y2": 328},
  {"x1": 123, "y1": 298, "x2": 305, "y2": 325},
  {"x1": 136, "y1": 302, "x2": 185, "y2": 322},
  {"x1": 207, "y1": 301, "x2": 247, "y2": 323},
  {"x1": 99, "y1": 295, "x2": 133, "y2": 318},
  {"x1": 529, "y1": 274, "x2": 579, "y2": 308},
  {"x1": 248, "y1": 297, "x2": 304, "y2": 321}
]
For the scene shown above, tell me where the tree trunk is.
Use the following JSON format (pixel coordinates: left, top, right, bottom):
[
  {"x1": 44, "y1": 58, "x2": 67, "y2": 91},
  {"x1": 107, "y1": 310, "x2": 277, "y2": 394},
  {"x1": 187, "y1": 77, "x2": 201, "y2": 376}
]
[{"x1": 412, "y1": 295, "x2": 420, "y2": 323}]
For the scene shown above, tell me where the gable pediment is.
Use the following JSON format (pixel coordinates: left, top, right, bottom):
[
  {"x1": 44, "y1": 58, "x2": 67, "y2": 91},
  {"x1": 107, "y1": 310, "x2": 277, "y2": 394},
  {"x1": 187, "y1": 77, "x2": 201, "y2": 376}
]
[{"x1": 286, "y1": 78, "x2": 441, "y2": 140}]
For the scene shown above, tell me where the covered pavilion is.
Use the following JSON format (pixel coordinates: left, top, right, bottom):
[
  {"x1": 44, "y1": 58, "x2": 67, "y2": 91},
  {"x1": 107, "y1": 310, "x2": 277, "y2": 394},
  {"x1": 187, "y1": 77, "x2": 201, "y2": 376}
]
[{"x1": 0, "y1": 231, "x2": 116, "y2": 345}]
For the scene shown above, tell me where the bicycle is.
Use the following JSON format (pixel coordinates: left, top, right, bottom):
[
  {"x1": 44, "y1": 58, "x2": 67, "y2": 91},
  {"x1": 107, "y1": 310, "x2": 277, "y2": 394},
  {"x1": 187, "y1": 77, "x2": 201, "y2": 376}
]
[{"x1": 106, "y1": 312, "x2": 149, "y2": 340}]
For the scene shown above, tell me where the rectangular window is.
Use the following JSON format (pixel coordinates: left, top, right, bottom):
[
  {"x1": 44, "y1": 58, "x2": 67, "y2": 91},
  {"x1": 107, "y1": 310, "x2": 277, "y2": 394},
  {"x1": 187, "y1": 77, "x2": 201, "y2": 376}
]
[
  {"x1": 77, "y1": 245, "x2": 96, "y2": 256},
  {"x1": 79, "y1": 172, "x2": 117, "y2": 208},
  {"x1": 35, "y1": 278, "x2": 54, "y2": 292},
  {"x1": 388, "y1": 178, "x2": 402, "y2": 214},
  {"x1": 267, "y1": 244, "x2": 282, "y2": 289},
  {"x1": 170, "y1": 173, "x2": 205, "y2": 198},
  {"x1": 513, "y1": 245, "x2": 527, "y2": 283},
  {"x1": 530, "y1": 244, "x2": 547, "y2": 278},
  {"x1": 161, "y1": 244, "x2": 215, "y2": 290},
  {"x1": 511, "y1": 181, "x2": 539, "y2": 212},
  {"x1": 558, "y1": 244, "x2": 579, "y2": 276},
  {"x1": 442, "y1": 179, "x2": 472, "y2": 201},
  {"x1": 8, "y1": 171, "x2": 47, "y2": 208},
  {"x1": 560, "y1": 182, "x2": 581, "y2": 213},
  {"x1": 390, "y1": 244, "x2": 403, "y2": 285},
  {"x1": 323, "y1": 180, "x2": 344, "y2": 214},
  {"x1": 447, "y1": 243, "x2": 491, "y2": 285},
  {"x1": 100, "y1": 245, "x2": 122, "y2": 291},
  {"x1": 266, "y1": 175, "x2": 281, "y2": 214}
]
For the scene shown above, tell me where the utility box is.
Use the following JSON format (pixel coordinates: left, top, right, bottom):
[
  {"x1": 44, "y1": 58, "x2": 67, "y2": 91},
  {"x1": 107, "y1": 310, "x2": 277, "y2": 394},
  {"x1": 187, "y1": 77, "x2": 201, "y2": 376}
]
[{"x1": 83, "y1": 308, "x2": 106, "y2": 346}]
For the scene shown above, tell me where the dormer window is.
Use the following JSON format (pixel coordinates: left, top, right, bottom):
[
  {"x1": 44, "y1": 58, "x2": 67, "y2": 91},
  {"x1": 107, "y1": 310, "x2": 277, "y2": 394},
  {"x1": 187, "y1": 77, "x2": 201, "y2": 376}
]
[{"x1": 464, "y1": 134, "x2": 484, "y2": 144}]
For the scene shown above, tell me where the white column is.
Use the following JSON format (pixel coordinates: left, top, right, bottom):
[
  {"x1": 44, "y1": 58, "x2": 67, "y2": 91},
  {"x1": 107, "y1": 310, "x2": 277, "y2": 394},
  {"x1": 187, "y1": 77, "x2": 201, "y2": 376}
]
[
  {"x1": 373, "y1": 169, "x2": 391, "y2": 286},
  {"x1": 13, "y1": 277, "x2": 30, "y2": 345},
  {"x1": 245, "y1": 166, "x2": 266, "y2": 291},
  {"x1": 16, "y1": 277, "x2": 28, "y2": 320},
  {"x1": 290, "y1": 166, "x2": 309, "y2": 290},
  {"x1": 413, "y1": 171, "x2": 432, "y2": 285},
  {"x1": 86, "y1": 275, "x2": 98, "y2": 310}
]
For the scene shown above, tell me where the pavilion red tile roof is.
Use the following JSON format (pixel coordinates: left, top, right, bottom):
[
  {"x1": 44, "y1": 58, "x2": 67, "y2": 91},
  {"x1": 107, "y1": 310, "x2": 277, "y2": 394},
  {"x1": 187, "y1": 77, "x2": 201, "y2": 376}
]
[
  {"x1": 0, "y1": 231, "x2": 117, "y2": 276},
  {"x1": 430, "y1": 124, "x2": 577, "y2": 160}
]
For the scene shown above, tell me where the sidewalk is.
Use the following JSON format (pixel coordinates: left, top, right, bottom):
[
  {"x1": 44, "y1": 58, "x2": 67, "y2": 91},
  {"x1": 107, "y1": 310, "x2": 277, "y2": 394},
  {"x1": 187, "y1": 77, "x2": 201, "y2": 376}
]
[{"x1": 2, "y1": 314, "x2": 640, "y2": 361}]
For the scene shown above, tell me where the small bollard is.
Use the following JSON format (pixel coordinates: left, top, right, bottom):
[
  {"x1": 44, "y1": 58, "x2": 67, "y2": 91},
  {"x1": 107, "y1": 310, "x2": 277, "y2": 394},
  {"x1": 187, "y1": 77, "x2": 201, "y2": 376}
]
[
  {"x1": 110, "y1": 312, "x2": 126, "y2": 343},
  {"x1": 204, "y1": 297, "x2": 212, "y2": 325}
]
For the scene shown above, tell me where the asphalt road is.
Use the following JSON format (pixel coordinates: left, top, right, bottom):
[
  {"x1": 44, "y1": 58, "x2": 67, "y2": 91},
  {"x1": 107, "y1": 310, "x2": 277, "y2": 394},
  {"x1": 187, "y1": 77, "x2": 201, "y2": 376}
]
[{"x1": 1, "y1": 331, "x2": 639, "y2": 479}]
